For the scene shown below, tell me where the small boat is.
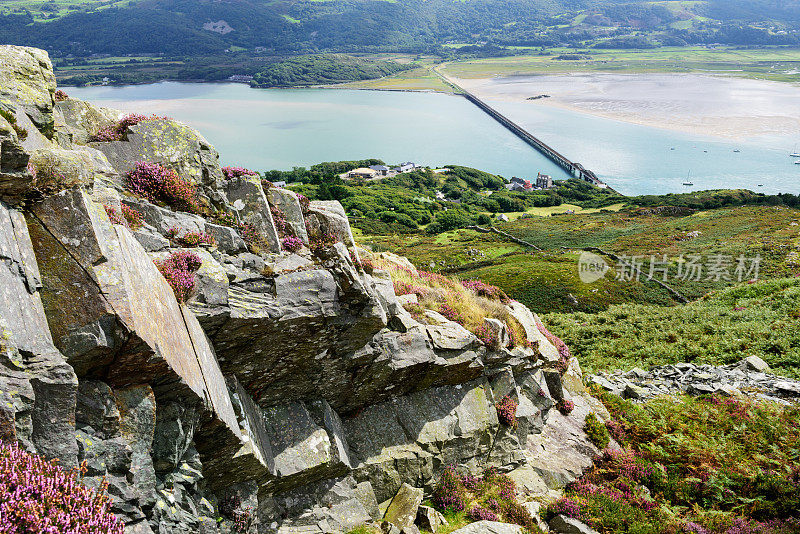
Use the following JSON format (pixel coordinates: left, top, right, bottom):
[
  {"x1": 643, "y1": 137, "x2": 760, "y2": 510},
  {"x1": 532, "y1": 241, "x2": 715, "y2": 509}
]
[
  {"x1": 683, "y1": 182, "x2": 694, "y2": 186},
  {"x1": 670, "y1": 147, "x2": 675, "y2": 151},
  {"x1": 683, "y1": 171, "x2": 693, "y2": 186},
  {"x1": 758, "y1": 184, "x2": 764, "y2": 187},
  {"x1": 733, "y1": 149, "x2": 740, "y2": 153},
  {"x1": 795, "y1": 160, "x2": 800, "y2": 165},
  {"x1": 791, "y1": 144, "x2": 800, "y2": 157}
]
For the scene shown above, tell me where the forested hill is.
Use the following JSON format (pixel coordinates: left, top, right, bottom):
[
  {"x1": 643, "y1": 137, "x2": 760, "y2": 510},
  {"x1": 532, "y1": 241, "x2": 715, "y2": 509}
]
[{"x1": 3, "y1": 0, "x2": 800, "y2": 58}]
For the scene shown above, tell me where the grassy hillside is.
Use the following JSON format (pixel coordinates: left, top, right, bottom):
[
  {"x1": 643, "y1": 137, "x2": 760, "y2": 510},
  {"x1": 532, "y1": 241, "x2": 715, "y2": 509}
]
[
  {"x1": 545, "y1": 278, "x2": 800, "y2": 377},
  {"x1": 5, "y1": 0, "x2": 800, "y2": 64}
]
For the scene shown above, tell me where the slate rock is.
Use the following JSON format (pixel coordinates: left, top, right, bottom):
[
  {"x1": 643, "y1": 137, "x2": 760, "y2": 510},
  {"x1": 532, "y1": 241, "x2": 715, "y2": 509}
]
[
  {"x1": 416, "y1": 505, "x2": 448, "y2": 533},
  {"x1": 549, "y1": 514, "x2": 599, "y2": 534},
  {"x1": 448, "y1": 521, "x2": 524, "y2": 534},
  {"x1": 383, "y1": 483, "x2": 423, "y2": 530}
]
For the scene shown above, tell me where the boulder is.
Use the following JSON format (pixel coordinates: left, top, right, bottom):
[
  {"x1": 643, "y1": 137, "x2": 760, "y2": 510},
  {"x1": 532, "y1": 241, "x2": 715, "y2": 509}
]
[
  {"x1": 449, "y1": 521, "x2": 524, "y2": 534},
  {"x1": 91, "y1": 117, "x2": 225, "y2": 197},
  {"x1": 549, "y1": 515, "x2": 599, "y2": 534},
  {"x1": 307, "y1": 200, "x2": 359, "y2": 258},
  {"x1": 0, "y1": 45, "x2": 56, "y2": 133},
  {"x1": 416, "y1": 505, "x2": 448, "y2": 533},
  {"x1": 0, "y1": 199, "x2": 77, "y2": 464},
  {"x1": 223, "y1": 175, "x2": 281, "y2": 252},
  {"x1": 266, "y1": 187, "x2": 309, "y2": 243},
  {"x1": 56, "y1": 97, "x2": 123, "y2": 145},
  {"x1": 0, "y1": 110, "x2": 34, "y2": 204},
  {"x1": 741, "y1": 355, "x2": 770, "y2": 373},
  {"x1": 383, "y1": 483, "x2": 423, "y2": 530}
]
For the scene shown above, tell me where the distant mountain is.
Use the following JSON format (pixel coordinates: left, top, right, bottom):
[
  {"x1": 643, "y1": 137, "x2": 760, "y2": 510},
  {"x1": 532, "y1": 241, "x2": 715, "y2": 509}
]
[{"x1": 2, "y1": 0, "x2": 800, "y2": 58}]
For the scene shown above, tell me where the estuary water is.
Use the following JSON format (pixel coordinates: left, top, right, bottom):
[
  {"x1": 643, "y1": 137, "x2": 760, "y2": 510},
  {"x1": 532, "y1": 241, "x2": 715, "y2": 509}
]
[{"x1": 69, "y1": 81, "x2": 800, "y2": 195}]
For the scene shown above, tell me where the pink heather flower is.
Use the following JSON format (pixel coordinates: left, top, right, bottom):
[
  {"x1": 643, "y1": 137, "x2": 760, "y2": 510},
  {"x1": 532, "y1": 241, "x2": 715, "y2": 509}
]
[
  {"x1": 461, "y1": 279, "x2": 510, "y2": 303},
  {"x1": 0, "y1": 440, "x2": 124, "y2": 533},
  {"x1": 222, "y1": 166, "x2": 258, "y2": 180},
  {"x1": 126, "y1": 161, "x2": 202, "y2": 213},
  {"x1": 557, "y1": 399, "x2": 574, "y2": 415},
  {"x1": 90, "y1": 114, "x2": 169, "y2": 142},
  {"x1": 468, "y1": 505, "x2": 498, "y2": 522},
  {"x1": 154, "y1": 250, "x2": 202, "y2": 302},
  {"x1": 432, "y1": 465, "x2": 467, "y2": 512},
  {"x1": 495, "y1": 395, "x2": 519, "y2": 427},
  {"x1": 165, "y1": 227, "x2": 215, "y2": 247},
  {"x1": 104, "y1": 204, "x2": 144, "y2": 230},
  {"x1": 54, "y1": 89, "x2": 69, "y2": 102},
  {"x1": 270, "y1": 204, "x2": 288, "y2": 236},
  {"x1": 475, "y1": 323, "x2": 500, "y2": 350},
  {"x1": 281, "y1": 236, "x2": 304, "y2": 252},
  {"x1": 535, "y1": 315, "x2": 571, "y2": 374},
  {"x1": 548, "y1": 497, "x2": 582, "y2": 520}
]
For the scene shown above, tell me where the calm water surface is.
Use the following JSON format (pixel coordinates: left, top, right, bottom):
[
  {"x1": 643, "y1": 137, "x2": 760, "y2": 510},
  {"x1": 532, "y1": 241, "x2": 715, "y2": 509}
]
[{"x1": 69, "y1": 82, "x2": 800, "y2": 195}]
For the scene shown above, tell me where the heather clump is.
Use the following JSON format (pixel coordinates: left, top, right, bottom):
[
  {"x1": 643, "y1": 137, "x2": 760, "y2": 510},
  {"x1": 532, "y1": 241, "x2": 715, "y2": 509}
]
[
  {"x1": 0, "y1": 440, "x2": 124, "y2": 533},
  {"x1": 556, "y1": 398, "x2": 575, "y2": 415},
  {"x1": 221, "y1": 166, "x2": 258, "y2": 180},
  {"x1": 552, "y1": 386, "x2": 800, "y2": 533},
  {"x1": 126, "y1": 161, "x2": 202, "y2": 214},
  {"x1": 104, "y1": 204, "x2": 144, "y2": 230},
  {"x1": 90, "y1": 113, "x2": 169, "y2": 142},
  {"x1": 367, "y1": 256, "x2": 529, "y2": 349},
  {"x1": 165, "y1": 227, "x2": 215, "y2": 247},
  {"x1": 154, "y1": 250, "x2": 202, "y2": 302},
  {"x1": 432, "y1": 466, "x2": 540, "y2": 532},
  {"x1": 495, "y1": 395, "x2": 518, "y2": 428},
  {"x1": 281, "y1": 235, "x2": 304, "y2": 252},
  {"x1": 534, "y1": 315, "x2": 570, "y2": 374}
]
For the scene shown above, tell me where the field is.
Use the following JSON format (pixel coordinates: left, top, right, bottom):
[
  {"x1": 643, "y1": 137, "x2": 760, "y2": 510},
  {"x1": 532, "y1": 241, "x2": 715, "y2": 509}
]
[
  {"x1": 332, "y1": 47, "x2": 800, "y2": 92},
  {"x1": 441, "y1": 47, "x2": 800, "y2": 83},
  {"x1": 0, "y1": 0, "x2": 134, "y2": 22},
  {"x1": 359, "y1": 204, "x2": 800, "y2": 314}
]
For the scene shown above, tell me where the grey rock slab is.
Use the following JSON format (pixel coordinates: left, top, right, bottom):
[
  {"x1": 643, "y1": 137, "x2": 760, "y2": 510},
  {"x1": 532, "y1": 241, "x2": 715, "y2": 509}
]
[
  {"x1": 549, "y1": 515, "x2": 599, "y2": 534},
  {"x1": 383, "y1": 483, "x2": 423, "y2": 530},
  {"x1": 416, "y1": 505, "x2": 448, "y2": 533},
  {"x1": 449, "y1": 521, "x2": 524, "y2": 534}
]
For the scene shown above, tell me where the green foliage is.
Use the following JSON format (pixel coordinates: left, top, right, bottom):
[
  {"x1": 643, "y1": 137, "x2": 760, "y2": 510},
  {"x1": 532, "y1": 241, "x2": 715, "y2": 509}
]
[
  {"x1": 0, "y1": 108, "x2": 27, "y2": 140},
  {"x1": 583, "y1": 413, "x2": 609, "y2": 449},
  {"x1": 252, "y1": 54, "x2": 413, "y2": 87},
  {"x1": 545, "y1": 278, "x2": 800, "y2": 377},
  {"x1": 564, "y1": 387, "x2": 800, "y2": 533}
]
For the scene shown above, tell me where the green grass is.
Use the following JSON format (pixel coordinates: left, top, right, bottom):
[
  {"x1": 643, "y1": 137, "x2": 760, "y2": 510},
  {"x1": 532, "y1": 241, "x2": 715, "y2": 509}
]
[
  {"x1": 438, "y1": 47, "x2": 800, "y2": 85},
  {"x1": 548, "y1": 388, "x2": 800, "y2": 533},
  {"x1": 545, "y1": 277, "x2": 800, "y2": 377},
  {"x1": 362, "y1": 205, "x2": 800, "y2": 315}
]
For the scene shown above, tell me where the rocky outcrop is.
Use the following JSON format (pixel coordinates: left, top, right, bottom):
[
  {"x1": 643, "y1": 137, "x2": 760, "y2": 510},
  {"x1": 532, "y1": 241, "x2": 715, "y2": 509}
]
[
  {"x1": 0, "y1": 45, "x2": 611, "y2": 534},
  {"x1": 588, "y1": 359, "x2": 800, "y2": 404}
]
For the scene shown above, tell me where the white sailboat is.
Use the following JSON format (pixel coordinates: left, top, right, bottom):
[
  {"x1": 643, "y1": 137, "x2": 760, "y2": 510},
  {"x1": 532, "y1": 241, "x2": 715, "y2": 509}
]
[
  {"x1": 791, "y1": 144, "x2": 800, "y2": 157},
  {"x1": 682, "y1": 171, "x2": 694, "y2": 186}
]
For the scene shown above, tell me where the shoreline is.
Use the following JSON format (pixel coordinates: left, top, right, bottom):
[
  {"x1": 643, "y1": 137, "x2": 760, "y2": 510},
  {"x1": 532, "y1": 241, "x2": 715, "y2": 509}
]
[{"x1": 450, "y1": 72, "x2": 800, "y2": 142}]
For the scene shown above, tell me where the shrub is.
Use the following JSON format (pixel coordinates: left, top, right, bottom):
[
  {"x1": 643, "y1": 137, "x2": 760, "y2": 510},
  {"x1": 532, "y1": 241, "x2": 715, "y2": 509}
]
[
  {"x1": 432, "y1": 465, "x2": 467, "y2": 512},
  {"x1": 534, "y1": 315, "x2": 571, "y2": 374},
  {"x1": 270, "y1": 204, "x2": 288, "y2": 237},
  {"x1": 237, "y1": 222, "x2": 264, "y2": 253},
  {"x1": 0, "y1": 108, "x2": 27, "y2": 140},
  {"x1": 495, "y1": 395, "x2": 518, "y2": 428},
  {"x1": 126, "y1": 161, "x2": 202, "y2": 213},
  {"x1": 584, "y1": 413, "x2": 610, "y2": 449},
  {"x1": 282, "y1": 236, "x2": 304, "y2": 252},
  {"x1": 546, "y1": 497, "x2": 583, "y2": 520},
  {"x1": 557, "y1": 399, "x2": 575, "y2": 416},
  {"x1": 104, "y1": 204, "x2": 144, "y2": 230},
  {"x1": 468, "y1": 505, "x2": 498, "y2": 521},
  {"x1": 54, "y1": 89, "x2": 69, "y2": 102},
  {"x1": 474, "y1": 323, "x2": 500, "y2": 349},
  {"x1": 90, "y1": 113, "x2": 168, "y2": 142},
  {"x1": 296, "y1": 193, "x2": 311, "y2": 214},
  {"x1": 461, "y1": 280, "x2": 510, "y2": 304},
  {"x1": 154, "y1": 250, "x2": 202, "y2": 302},
  {"x1": 0, "y1": 440, "x2": 124, "y2": 533},
  {"x1": 165, "y1": 227, "x2": 215, "y2": 247},
  {"x1": 371, "y1": 256, "x2": 528, "y2": 348},
  {"x1": 222, "y1": 166, "x2": 258, "y2": 180},
  {"x1": 28, "y1": 159, "x2": 66, "y2": 193},
  {"x1": 309, "y1": 230, "x2": 339, "y2": 256}
]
